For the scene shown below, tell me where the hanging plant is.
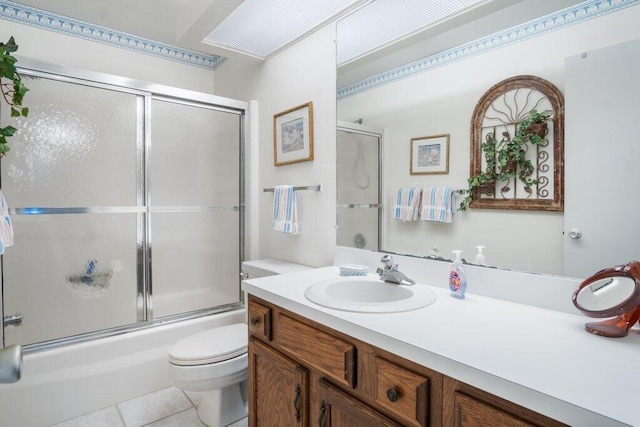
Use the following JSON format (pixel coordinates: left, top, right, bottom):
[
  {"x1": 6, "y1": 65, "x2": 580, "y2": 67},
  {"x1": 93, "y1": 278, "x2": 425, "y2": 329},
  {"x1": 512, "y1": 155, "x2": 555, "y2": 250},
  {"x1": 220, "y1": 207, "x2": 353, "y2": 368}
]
[
  {"x1": 0, "y1": 36, "x2": 29, "y2": 157},
  {"x1": 459, "y1": 109, "x2": 552, "y2": 211}
]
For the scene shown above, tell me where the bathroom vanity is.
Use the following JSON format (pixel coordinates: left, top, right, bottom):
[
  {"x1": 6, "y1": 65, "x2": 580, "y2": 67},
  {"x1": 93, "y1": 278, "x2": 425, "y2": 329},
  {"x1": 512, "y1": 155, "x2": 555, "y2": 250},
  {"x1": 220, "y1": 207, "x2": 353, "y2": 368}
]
[{"x1": 242, "y1": 262, "x2": 640, "y2": 426}]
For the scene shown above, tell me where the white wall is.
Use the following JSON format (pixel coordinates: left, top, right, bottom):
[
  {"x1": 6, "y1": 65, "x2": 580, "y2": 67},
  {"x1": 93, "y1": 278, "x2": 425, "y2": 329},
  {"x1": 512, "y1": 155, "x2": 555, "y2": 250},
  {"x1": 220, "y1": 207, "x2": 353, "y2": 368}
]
[
  {"x1": 338, "y1": 6, "x2": 640, "y2": 275},
  {"x1": 0, "y1": 20, "x2": 215, "y2": 93},
  {"x1": 218, "y1": 24, "x2": 338, "y2": 268}
]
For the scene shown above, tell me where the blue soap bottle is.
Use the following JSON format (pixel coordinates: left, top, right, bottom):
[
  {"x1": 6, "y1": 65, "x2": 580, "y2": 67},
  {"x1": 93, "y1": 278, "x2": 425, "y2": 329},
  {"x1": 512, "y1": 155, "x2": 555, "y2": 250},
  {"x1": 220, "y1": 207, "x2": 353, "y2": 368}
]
[{"x1": 449, "y1": 250, "x2": 467, "y2": 299}]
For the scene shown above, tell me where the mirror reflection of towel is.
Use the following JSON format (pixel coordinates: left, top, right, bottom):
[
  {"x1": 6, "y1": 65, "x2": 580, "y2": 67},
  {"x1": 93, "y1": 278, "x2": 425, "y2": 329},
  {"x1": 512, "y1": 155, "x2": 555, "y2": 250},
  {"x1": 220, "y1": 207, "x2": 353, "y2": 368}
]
[
  {"x1": 0, "y1": 190, "x2": 14, "y2": 254},
  {"x1": 393, "y1": 187, "x2": 422, "y2": 221},
  {"x1": 420, "y1": 187, "x2": 455, "y2": 223},
  {"x1": 272, "y1": 185, "x2": 299, "y2": 235}
]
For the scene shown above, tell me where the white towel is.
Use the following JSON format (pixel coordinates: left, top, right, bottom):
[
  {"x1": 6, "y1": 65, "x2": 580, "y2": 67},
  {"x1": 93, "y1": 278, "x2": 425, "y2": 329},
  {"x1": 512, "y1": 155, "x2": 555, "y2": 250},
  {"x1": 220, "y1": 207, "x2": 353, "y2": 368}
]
[
  {"x1": 420, "y1": 187, "x2": 455, "y2": 223},
  {"x1": 0, "y1": 190, "x2": 13, "y2": 254},
  {"x1": 393, "y1": 187, "x2": 422, "y2": 221},
  {"x1": 272, "y1": 185, "x2": 299, "y2": 235}
]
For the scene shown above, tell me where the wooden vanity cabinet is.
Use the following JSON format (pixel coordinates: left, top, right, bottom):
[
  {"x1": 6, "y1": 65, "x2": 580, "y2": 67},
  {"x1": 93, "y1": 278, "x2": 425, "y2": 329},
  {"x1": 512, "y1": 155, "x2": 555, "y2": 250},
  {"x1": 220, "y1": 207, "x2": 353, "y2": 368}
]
[
  {"x1": 443, "y1": 377, "x2": 566, "y2": 427},
  {"x1": 247, "y1": 295, "x2": 441, "y2": 427},
  {"x1": 318, "y1": 379, "x2": 401, "y2": 427},
  {"x1": 248, "y1": 337, "x2": 308, "y2": 427},
  {"x1": 247, "y1": 295, "x2": 565, "y2": 427}
]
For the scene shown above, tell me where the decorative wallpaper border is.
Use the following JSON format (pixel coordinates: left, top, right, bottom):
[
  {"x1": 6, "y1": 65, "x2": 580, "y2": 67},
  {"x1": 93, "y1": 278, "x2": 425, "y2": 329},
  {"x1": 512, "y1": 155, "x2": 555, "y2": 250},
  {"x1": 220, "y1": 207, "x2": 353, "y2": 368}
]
[
  {"x1": 0, "y1": 0, "x2": 227, "y2": 70},
  {"x1": 337, "y1": 0, "x2": 640, "y2": 99}
]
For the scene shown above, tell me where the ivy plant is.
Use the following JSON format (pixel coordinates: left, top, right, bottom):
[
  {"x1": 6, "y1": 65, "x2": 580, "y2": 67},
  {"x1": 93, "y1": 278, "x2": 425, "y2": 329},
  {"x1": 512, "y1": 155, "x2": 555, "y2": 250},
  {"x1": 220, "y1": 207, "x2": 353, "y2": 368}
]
[
  {"x1": 0, "y1": 36, "x2": 29, "y2": 157},
  {"x1": 459, "y1": 109, "x2": 552, "y2": 211}
]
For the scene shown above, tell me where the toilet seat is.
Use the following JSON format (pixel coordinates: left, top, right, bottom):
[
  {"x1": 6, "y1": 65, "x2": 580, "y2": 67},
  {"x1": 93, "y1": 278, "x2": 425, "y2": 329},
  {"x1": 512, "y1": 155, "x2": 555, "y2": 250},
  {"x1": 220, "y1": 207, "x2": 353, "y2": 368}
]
[{"x1": 169, "y1": 323, "x2": 247, "y2": 366}]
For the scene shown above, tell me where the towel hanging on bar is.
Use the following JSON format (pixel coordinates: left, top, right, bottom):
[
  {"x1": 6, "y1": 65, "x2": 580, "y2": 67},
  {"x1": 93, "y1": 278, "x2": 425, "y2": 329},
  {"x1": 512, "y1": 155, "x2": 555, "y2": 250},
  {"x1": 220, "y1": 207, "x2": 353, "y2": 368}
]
[
  {"x1": 420, "y1": 187, "x2": 455, "y2": 223},
  {"x1": 0, "y1": 190, "x2": 14, "y2": 254},
  {"x1": 393, "y1": 187, "x2": 422, "y2": 221},
  {"x1": 272, "y1": 185, "x2": 299, "y2": 235}
]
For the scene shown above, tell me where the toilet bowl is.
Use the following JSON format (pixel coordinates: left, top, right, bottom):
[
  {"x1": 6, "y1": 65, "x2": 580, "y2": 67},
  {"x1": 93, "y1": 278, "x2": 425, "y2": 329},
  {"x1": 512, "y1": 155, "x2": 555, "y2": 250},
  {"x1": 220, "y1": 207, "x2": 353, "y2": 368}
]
[
  {"x1": 169, "y1": 259, "x2": 311, "y2": 426},
  {"x1": 169, "y1": 323, "x2": 248, "y2": 427}
]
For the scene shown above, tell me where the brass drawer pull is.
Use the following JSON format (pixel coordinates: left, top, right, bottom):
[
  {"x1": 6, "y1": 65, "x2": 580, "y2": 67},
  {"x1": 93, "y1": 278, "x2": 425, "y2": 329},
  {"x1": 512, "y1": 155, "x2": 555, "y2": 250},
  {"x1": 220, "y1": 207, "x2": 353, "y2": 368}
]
[{"x1": 250, "y1": 317, "x2": 259, "y2": 326}]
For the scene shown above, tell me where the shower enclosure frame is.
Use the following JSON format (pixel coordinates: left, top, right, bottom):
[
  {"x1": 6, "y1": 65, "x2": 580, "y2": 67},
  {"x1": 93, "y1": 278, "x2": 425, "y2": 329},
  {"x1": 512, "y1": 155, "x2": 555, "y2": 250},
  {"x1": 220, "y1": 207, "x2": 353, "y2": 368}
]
[
  {"x1": 0, "y1": 57, "x2": 247, "y2": 352},
  {"x1": 336, "y1": 121, "x2": 384, "y2": 252}
]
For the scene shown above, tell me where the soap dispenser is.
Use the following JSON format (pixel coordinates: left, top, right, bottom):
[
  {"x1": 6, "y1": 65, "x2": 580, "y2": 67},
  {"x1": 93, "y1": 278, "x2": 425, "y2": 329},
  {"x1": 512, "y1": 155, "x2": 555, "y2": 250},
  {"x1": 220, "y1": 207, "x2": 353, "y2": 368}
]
[
  {"x1": 449, "y1": 250, "x2": 467, "y2": 299},
  {"x1": 474, "y1": 245, "x2": 486, "y2": 266}
]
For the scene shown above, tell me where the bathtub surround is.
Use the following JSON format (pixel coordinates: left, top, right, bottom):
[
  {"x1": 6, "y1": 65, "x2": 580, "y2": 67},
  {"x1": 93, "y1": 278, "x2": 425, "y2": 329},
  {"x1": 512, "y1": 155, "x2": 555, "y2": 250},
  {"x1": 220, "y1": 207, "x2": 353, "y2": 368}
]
[{"x1": 0, "y1": 309, "x2": 245, "y2": 426}]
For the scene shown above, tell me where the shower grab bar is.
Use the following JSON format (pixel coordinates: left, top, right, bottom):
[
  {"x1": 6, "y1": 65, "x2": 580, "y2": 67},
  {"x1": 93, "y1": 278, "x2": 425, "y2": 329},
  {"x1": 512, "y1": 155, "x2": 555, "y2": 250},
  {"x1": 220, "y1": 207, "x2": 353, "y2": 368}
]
[{"x1": 263, "y1": 185, "x2": 322, "y2": 192}]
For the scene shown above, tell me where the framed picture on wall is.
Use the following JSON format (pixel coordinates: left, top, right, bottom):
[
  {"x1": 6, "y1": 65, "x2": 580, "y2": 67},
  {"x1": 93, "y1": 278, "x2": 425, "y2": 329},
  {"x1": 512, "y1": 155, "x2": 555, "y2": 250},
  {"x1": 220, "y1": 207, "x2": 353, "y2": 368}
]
[
  {"x1": 273, "y1": 102, "x2": 314, "y2": 166},
  {"x1": 410, "y1": 134, "x2": 450, "y2": 175}
]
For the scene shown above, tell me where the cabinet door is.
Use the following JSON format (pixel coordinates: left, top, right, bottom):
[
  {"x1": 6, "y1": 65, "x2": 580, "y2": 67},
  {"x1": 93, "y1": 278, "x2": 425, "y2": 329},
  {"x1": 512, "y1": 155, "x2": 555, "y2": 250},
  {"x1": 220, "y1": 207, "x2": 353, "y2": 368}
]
[
  {"x1": 443, "y1": 377, "x2": 566, "y2": 427},
  {"x1": 375, "y1": 356, "x2": 430, "y2": 427},
  {"x1": 249, "y1": 337, "x2": 308, "y2": 427},
  {"x1": 318, "y1": 379, "x2": 401, "y2": 427}
]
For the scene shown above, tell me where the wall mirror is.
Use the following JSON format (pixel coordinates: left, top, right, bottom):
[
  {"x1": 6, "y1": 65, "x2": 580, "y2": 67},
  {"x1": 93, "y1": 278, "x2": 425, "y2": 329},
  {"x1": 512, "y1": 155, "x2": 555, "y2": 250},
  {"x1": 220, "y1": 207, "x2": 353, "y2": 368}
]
[
  {"x1": 336, "y1": 121, "x2": 382, "y2": 252},
  {"x1": 335, "y1": 0, "x2": 640, "y2": 280}
]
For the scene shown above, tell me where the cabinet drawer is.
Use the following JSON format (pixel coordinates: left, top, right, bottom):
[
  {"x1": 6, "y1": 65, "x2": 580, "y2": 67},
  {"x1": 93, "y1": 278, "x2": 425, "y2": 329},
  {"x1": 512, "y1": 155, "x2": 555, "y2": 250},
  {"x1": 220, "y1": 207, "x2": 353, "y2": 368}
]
[
  {"x1": 277, "y1": 313, "x2": 357, "y2": 388},
  {"x1": 375, "y1": 357, "x2": 429, "y2": 427},
  {"x1": 248, "y1": 299, "x2": 272, "y2": 341}
]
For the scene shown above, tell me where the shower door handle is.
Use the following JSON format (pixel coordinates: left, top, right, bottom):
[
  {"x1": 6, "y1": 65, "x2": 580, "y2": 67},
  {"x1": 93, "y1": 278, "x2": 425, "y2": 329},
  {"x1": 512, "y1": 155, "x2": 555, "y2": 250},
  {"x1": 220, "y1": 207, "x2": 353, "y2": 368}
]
[{"x1": 3, "y1": 314, "x2": 23, "y2": 327}]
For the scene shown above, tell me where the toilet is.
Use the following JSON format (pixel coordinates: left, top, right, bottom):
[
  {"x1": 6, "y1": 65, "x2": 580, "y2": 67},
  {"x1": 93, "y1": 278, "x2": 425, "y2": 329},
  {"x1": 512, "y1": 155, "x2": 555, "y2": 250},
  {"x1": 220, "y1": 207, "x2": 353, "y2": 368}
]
[{"x1": 168, "y1": 259, "x2": 310, "y2": 426}]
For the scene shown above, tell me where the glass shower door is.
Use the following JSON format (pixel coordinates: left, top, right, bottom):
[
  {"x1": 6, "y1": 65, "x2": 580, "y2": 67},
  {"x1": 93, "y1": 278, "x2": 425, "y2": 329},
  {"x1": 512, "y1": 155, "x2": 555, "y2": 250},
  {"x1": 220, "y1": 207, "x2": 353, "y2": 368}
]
[
  {"x1": 0, "y1": 75, "x2": 143, "y2": 346},
  {"x1": 149, "y1": 98, "x2": 241, "y2": 318},
  {"x1": 337, "y1": 123, "x2": 382, "y2": 251}
]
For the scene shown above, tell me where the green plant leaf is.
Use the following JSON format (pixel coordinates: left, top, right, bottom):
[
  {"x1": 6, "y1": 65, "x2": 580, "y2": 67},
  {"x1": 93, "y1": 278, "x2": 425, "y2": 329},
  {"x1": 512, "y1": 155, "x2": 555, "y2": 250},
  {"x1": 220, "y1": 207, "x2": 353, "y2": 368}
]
[
  {"x1": 0, "y1": 59, "x2": 16, "y2": 79},
  {"x1": 0, "y1": 37, "x2": 18, "y2": 53},
  {"x1": 0, "y1": 36, "x2": 28, "y2": 158},
  {"x1": 0, "y1": 126, "x2": 17, "y2": 137}
]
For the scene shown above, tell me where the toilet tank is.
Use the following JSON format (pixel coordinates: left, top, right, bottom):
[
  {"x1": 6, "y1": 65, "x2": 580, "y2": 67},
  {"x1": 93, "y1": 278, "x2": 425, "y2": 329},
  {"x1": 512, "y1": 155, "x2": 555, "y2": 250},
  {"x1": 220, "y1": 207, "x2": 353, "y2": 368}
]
[{"x1": 241, "y1": 259, "x2": 311, "y2": 279}]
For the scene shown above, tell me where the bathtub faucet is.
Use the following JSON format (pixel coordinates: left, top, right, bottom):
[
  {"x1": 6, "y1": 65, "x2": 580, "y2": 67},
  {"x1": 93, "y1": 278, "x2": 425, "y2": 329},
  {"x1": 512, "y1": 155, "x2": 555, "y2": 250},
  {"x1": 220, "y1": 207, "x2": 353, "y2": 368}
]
[
  {"x1": 376, "y1": 255, "x2": 415, "y2": 286},
  {"x1": 0, "y1": 344, "x2": 22, "y2": 383}
]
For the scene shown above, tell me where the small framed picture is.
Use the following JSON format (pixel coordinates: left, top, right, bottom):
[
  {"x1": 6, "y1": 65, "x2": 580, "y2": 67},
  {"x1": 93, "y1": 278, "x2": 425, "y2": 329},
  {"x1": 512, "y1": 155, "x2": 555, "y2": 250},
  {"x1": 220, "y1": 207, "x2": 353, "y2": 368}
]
[
  {"x1": 273, "y1": 102, "x2": 314, "y2": 166},
  {"x1": 410, "y1": 134, "x2": 450, "y2": 175}
]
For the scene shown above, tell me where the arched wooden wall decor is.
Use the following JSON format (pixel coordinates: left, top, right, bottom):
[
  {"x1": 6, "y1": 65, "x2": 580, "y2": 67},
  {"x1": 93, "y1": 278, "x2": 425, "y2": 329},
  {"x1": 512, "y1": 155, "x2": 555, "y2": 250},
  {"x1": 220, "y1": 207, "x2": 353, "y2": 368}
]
[{"x1": 469, "y1": 75, "x2": 564, "y2": 211}]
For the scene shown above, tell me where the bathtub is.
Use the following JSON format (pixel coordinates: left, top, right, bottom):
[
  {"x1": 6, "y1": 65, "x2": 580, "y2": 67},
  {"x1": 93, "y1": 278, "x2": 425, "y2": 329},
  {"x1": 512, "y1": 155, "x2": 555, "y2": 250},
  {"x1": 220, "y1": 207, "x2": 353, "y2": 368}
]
[{"x1": 0, "y1": 308, "x2": 246, "y2": 427}]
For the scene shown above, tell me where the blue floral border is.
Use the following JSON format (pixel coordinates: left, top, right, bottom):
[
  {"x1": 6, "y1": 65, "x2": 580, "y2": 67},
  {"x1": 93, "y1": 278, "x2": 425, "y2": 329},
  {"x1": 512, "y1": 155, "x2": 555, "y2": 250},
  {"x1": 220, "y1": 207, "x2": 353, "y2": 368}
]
[
  {"x1": 0, "y1": 0, "x2": 227, "y2": 70},
  {"x1": 338, "y1": 0, "x2": 640, "y2": 99}
]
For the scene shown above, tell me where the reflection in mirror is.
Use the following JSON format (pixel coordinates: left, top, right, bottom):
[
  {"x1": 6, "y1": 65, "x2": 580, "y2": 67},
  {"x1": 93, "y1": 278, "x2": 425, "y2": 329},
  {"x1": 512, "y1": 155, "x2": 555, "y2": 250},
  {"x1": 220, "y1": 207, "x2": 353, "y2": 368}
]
[
  {"x1": 573, "y1": 261, "x2": 640, "y2": 338},
  {"x1": 336, "y1": 121, "x2": 382, "y2": 251},
  {"x1": 336, "y1": 2, "x2": 640, "y2": 279},
  {"x1": 574, "y1": 277, "x2": 636, "y2": 313}
]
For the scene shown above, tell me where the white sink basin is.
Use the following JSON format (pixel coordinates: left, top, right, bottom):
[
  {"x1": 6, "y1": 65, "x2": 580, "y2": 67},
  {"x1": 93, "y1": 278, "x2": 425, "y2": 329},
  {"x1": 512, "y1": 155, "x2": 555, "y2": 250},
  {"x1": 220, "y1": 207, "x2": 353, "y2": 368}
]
[{"x1": 304, "y1": 276, "x2": 437, "y2": 313}]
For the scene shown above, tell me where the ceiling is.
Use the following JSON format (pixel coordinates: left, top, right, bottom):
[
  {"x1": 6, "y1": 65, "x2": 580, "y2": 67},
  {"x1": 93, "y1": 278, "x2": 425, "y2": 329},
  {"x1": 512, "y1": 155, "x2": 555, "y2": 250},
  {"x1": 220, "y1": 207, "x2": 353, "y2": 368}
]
[{"x1": 9, "y1": 0, "x2": 585, "y2": 75}]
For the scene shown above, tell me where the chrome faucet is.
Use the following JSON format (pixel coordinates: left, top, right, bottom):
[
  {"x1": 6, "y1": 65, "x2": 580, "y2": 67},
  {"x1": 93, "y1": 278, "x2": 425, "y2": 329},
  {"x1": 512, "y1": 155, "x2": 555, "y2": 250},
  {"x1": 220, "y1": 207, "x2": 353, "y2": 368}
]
[
  {"x1": 0, "y1": 344, "x2": 22, "y2": 384},
  {"x1": 376, "y1": 255, "x2": 415, "y2": 286}
]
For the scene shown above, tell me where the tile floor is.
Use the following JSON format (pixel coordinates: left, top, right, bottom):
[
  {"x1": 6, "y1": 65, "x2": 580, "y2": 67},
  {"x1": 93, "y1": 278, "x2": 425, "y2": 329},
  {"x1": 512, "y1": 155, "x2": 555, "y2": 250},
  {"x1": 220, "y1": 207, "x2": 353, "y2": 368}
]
[{"x1": 51, "y1": 386, "x2": 248, "y2": 427}]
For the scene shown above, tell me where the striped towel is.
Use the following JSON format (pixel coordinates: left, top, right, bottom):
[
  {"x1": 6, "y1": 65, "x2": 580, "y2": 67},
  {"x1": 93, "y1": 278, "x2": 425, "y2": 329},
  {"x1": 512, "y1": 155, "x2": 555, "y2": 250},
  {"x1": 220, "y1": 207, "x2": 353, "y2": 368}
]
[
  {"x1": 0, "y1": 189, "x2": 13, "y2": 254},
  {"x1": 420, "y1": 187, "x2": 455, "y2": 223},
  {"x1": 272, "y1": 185, "x2": 299, "y2": 235},
  {"x1": 393, "y1": 187, "x2": 422, "y2": 221}
]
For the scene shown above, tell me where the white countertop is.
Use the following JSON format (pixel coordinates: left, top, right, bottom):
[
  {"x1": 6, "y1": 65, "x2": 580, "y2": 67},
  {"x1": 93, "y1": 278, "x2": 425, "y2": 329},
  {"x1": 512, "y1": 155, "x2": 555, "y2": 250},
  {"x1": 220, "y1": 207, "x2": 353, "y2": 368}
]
[{"x1": 242, "y1": 266, "x2": 640, "y2": 427}]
